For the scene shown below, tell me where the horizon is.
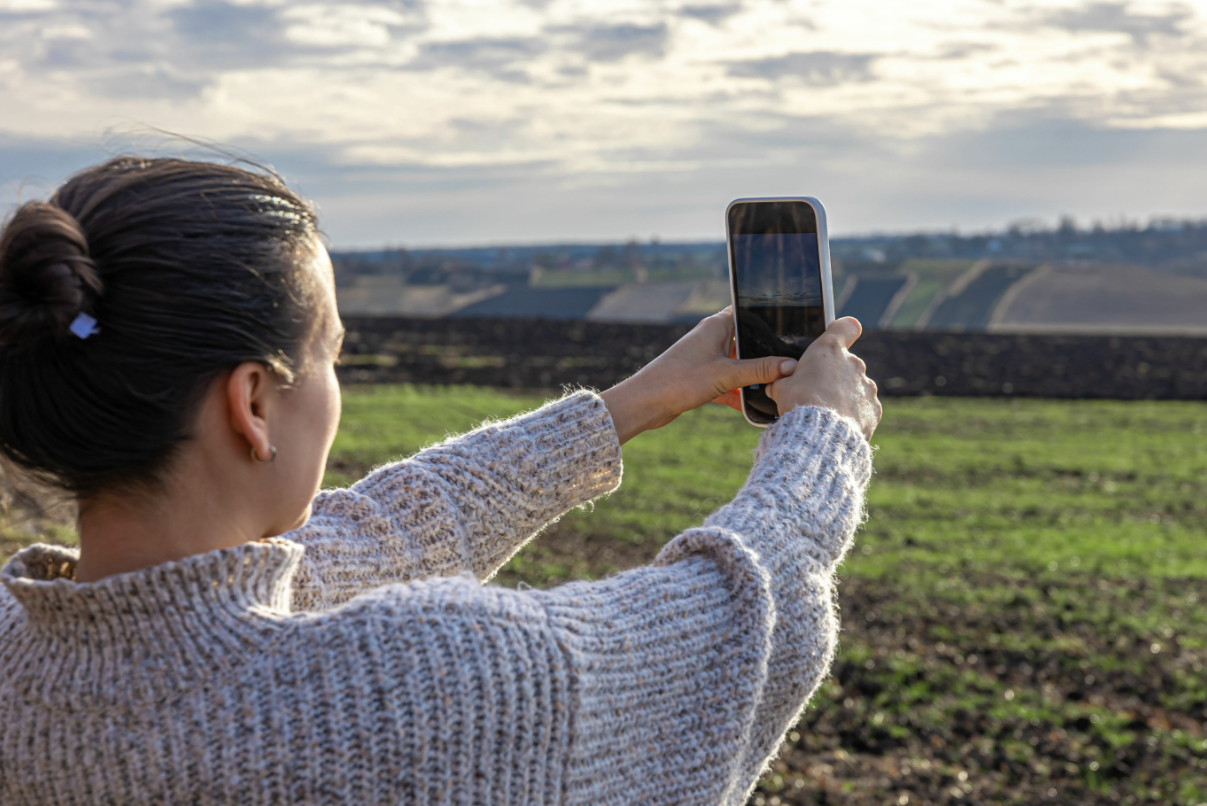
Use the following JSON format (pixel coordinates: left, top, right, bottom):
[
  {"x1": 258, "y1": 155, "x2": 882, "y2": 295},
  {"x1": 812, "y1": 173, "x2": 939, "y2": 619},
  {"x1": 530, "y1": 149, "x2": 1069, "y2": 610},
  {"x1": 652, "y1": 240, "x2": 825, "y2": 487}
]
[{"x1": 328, "y1": 214, "x2": 1207, "y2": 254}]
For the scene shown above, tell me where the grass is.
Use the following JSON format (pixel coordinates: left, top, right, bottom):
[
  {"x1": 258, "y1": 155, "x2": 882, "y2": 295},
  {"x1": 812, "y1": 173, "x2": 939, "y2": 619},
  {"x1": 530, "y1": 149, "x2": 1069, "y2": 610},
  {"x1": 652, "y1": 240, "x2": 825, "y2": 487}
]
[
  {"x1": 6, "y1": 386, "x2": 1207, "y2": 803},
  {"x1": 324, "y1": 388, "x2": 1207, "y2": 584},
  {"x1": 885, "y1": 278, "x2": 941, "y2": 329},
  {"x1": 886, "y1": 259, "x2": 977, "y2": 329},
  {"x1": 323, "y1": 384, "x2": 765, "y2": 557},
  {"x1": 860, "y1": 398, "x2": 1207, "y2": 579},
  {"x1": 320, "y1": 387, "x2": 1207, "y2": 804}
]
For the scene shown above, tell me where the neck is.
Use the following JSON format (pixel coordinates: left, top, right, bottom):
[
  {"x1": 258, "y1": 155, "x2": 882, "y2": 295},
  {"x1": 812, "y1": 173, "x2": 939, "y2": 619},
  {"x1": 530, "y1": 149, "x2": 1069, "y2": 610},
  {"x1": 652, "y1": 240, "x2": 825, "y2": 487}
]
[{"x1": 74, "y1": 485, "x2": 262, "y2": 583}]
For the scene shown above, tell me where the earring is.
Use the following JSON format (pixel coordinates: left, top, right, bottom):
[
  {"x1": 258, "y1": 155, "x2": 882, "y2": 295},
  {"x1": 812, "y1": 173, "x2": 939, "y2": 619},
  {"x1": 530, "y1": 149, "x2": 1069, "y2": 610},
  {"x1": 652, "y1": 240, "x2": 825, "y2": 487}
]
[{"x1": 251, "y1": 445, "x2": 278, "y2": 464}]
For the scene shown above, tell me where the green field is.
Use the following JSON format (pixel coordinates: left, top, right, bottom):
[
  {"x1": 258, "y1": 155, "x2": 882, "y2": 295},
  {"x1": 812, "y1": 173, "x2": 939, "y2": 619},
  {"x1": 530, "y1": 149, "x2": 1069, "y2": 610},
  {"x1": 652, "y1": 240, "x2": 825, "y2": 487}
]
[
  {"x1": 328, "y1": 386, "x2": 1207, "y2": 583},
  {"x1": 327, "y1": 386, "x2": 1207, "y2": 805},
  {"x1": 4, "y1": 387, "x2": 1206, "y2": 804}
]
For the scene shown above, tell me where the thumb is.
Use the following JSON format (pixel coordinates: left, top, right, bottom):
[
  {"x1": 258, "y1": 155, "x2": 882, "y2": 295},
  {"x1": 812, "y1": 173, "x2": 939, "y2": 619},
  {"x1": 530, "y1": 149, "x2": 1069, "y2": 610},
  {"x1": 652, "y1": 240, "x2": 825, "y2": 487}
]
[
  {"x1": 721, "y1": 355, "x2": 797, "y2": 392},
  {"x1": 826, "y1": 316, "x2": 863, "y2": 348}
]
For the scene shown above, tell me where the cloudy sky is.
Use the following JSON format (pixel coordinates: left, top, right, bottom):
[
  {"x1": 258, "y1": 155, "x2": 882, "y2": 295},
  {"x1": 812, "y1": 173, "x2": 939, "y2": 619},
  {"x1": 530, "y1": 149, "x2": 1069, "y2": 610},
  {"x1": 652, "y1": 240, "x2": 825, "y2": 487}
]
[{"x1": 1, "y1": 0, "x2": 1206, "y2": 246}]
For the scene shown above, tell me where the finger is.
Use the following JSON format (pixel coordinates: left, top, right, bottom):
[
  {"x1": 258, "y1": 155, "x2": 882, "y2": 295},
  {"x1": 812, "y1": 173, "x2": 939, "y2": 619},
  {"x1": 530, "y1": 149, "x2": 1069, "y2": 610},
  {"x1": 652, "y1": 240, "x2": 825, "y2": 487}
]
[
  {"x1": 721, "y1": 355, "x2": 797, "y2": 391},
  {"x1": 697, "y1": 305, "x2": 733, "y2": 325},
  {"x1": 698, "y1": 308, "x2": 736, "y2": 352},
  {"x1": 715, "y1": 307, "x2": 735, "y2": 339},
  {"x1": 825, "y1": 316, "x2": 863, "y2": 348}
]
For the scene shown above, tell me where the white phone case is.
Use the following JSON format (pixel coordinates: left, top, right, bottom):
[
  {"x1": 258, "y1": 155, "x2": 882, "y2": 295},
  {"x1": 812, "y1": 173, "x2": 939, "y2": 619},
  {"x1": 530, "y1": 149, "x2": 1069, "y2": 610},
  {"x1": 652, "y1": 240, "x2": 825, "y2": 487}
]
[{"x1": 726, "y1": 196, "x2": 836, "y2": 428}]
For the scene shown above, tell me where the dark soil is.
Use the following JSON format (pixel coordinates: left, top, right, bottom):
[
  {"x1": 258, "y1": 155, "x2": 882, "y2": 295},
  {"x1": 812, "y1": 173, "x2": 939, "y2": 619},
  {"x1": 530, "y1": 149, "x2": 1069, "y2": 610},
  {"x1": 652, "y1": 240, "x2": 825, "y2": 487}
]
[
  {"x1": 494, "y1": 518, "x2": 1207, "y2": 806},
  {"x1": 337, "y1": 315, "x2": 1207, "y2": 400},
  {"x1": 759, "y1": 574, "x2": 1207, "y2": 806}
]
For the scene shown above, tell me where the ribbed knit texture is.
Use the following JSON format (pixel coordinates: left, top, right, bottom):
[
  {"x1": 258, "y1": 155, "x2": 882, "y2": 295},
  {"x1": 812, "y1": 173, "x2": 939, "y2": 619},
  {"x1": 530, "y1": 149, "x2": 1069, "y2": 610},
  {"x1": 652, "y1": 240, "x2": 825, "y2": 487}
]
[{"x1": 0, "y1": 391, "x2": 872, "y2": 805}]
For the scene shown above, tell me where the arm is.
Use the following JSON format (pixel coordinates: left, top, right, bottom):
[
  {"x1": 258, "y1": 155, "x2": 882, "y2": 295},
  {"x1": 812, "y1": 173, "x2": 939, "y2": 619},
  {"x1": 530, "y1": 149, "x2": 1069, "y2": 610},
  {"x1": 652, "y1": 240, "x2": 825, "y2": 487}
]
[
  {"x1": 701, "y1": 405, "x2": 870, "y2": 788},
  {"x1": 288, "y1": 309, "x2": 867, "y2": 614},
  {"x1": 335, "y1": 410, "x2": 869, "y2": 806},
  {"x1": 537, "y1": 405, "x2": 870, "y2": 804},
  {"x1": 357, "y1": 317, "x2": 873, "y2": 801},
  {"x1": 536, "y1": 318, "x2": 876, "y2": 801},
  {"x1": 342, "y1": 406, "x2": 868, "y2": 805},
  {"x1": 287, "y1": 391, "x2": 622, "y2": 611},
  {"x1": 286, "y1": 307, "x2": 797, "y2": 613}
]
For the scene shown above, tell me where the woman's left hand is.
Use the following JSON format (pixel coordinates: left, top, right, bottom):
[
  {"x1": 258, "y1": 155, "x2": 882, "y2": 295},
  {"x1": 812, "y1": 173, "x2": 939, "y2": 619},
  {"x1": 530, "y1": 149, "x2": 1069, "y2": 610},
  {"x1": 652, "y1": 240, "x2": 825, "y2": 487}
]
[{"x1": 600, "y1": 307, "x2": 798, "y2": 444}]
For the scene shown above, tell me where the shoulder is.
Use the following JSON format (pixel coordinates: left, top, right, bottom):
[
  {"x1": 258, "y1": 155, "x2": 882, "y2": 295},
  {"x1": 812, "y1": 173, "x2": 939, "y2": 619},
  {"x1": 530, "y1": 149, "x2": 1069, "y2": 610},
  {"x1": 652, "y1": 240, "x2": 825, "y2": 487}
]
[
  {"x1": 257, "y1": 578, "x2": 567, "y2": 727},
  {"x1": 274, "y1": 575, "x2": 552, "y2": 655},
  {"x1": 330, "y1": 574, "x2": 544, "y2": 622}
]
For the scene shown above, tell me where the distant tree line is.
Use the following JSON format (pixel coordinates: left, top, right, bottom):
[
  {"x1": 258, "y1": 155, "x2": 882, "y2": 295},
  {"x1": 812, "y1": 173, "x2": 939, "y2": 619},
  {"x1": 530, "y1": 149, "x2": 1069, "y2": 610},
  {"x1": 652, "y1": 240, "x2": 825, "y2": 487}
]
[
  {"x1": 333, "y1": 218, "x2": 1207, "y2": 286},
  {"x1": 832, "y1": 217, "x2": 1207, "y2": 273}
]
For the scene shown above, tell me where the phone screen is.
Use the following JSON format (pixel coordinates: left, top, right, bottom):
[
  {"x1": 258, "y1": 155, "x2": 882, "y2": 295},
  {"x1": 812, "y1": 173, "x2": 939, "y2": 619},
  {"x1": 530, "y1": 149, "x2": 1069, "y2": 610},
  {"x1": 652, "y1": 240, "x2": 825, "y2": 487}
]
[{"x1": 728, "y1": 200, "x2": 826, "y2": 425}]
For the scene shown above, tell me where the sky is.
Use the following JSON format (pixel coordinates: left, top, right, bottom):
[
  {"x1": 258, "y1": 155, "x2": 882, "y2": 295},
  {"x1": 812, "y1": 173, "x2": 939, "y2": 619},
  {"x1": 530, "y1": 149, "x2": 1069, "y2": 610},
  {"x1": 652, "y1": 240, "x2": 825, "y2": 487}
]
[{"x1": 1, "y1": 0, "x2": 1206, "y2": 247}]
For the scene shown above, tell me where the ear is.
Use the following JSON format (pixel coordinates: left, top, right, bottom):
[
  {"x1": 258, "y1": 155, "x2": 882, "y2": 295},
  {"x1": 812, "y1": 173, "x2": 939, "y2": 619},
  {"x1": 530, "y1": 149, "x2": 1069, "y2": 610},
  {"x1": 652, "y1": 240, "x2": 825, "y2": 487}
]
[{"x1": 226, "y1": 362, "x2": 277, "y2": 463}]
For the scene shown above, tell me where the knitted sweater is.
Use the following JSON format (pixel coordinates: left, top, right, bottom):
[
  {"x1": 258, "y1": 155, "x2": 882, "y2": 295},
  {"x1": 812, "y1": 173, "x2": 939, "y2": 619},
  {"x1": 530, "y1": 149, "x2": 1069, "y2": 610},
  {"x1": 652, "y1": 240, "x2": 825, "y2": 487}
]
[{"x1": 0, "y1": 391, "x2": 872, "y2": 806}]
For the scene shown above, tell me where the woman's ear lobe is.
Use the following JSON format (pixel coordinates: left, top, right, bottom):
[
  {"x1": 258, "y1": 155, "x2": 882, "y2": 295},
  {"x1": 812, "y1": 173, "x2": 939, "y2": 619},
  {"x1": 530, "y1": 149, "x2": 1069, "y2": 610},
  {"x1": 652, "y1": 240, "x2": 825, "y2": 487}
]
[{"x1": 225, "y1": 362, "x2": 274, "y2": 458}]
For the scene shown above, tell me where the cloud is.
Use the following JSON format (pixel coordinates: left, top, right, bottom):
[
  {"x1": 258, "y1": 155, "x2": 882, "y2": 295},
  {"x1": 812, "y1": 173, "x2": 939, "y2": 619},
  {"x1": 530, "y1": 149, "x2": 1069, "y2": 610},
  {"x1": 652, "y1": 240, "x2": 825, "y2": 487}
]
[
  {"x1": 727, "y1": 51, "x2": 877, "y2": 85},
  {"x1": 165, "y1": 1, "x2": 427, "y2": 70},
  {"x1": 282, "y1": 4, "x2": 425, "y2": 49},
  {"x1": 87, "y1": 65, "x2": 210, "y2": 101},
  {"x1": 238, "y1": 115, "x2": 1207, "y2": 245},
  {"x1": 407, "y1": 37, "x2": 545, "y2": 82},
  {"x1": 679, "y1": 4, "x2": 742, "y2": 25},
  {"x1": 552, "y1": 22, "x2": 669, "y2": 63},
  {"x1": 4, "y1": 107, "x2": 1207, "y2": 248},
  {"x1": 1041, "y1": 2, "x2": 1192, "y2": 46},
  {"x1": 168, "y1": 1, "x2": 285, "y2": 57},
  {"x1": 0, "y1": 0, "x2": 430, "y2": 102},
  {"x1": 932, "y1": 42, "x2": 996, "y2": 60},
  {"x1": 0, "y1": 0, "x2": 55, "y2": 12}
]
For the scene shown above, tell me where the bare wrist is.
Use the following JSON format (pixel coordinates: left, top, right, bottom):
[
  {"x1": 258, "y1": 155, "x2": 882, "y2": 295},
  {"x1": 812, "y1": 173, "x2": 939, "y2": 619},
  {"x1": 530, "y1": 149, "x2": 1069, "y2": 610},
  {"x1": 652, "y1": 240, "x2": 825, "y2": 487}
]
[{"x1": 600, "y1": 378, "x2": 669, "y2": 445}]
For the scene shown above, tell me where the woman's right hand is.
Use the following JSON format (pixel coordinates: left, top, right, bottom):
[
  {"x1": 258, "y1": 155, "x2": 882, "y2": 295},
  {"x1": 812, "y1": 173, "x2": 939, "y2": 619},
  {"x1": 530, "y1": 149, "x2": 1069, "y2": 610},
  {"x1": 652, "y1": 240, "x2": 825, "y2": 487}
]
[{"x1": 766, "y1": 317, "x2": 882, "y2": 440}]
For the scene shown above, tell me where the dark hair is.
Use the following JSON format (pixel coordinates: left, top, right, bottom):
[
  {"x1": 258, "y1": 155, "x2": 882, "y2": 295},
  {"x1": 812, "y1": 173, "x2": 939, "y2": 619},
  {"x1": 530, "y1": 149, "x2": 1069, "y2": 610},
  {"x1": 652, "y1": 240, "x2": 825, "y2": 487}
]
[{"x1": 0, "y1": 157, "x2": 321, "y2": 498}]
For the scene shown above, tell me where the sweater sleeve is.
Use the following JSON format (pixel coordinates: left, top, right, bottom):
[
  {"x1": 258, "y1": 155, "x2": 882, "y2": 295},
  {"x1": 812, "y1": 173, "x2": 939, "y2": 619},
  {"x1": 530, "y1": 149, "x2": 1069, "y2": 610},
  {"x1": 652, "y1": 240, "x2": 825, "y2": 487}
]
[
  {"x1": 286, "y1": 391, "x2": 623, "y2": 611},
  {"x1": 532, "y1": 405, "x2": 871, "y2": 805},
  {"x1": 700, "y1": 405, "x2": 871, "y2": 791},
  {"x1": 303, "y1": 405, "x2": 868, "y2": 805}
]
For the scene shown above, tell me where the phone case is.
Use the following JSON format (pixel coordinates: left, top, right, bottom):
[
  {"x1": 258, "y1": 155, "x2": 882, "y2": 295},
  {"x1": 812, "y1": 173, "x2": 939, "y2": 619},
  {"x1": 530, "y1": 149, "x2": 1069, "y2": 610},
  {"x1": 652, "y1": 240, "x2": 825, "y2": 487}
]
[{"x1": 726, "y1": 196, "x2": 835, "y2": 428}]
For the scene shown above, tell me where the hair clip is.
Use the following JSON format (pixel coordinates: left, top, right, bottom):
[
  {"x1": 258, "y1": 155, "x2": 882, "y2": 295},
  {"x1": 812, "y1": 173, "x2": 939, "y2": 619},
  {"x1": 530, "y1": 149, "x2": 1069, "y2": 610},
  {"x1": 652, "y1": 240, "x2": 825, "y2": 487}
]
[{"x1": 69, "y1": 312, "x2": 99, "y2": 340}]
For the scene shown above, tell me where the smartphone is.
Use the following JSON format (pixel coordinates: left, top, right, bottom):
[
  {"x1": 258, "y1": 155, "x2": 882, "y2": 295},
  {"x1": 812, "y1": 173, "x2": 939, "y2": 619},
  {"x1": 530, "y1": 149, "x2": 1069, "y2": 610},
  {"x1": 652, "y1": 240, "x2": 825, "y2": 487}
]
[{"x1": 726, "y1": 197, "x2": 835, "y2": 427}]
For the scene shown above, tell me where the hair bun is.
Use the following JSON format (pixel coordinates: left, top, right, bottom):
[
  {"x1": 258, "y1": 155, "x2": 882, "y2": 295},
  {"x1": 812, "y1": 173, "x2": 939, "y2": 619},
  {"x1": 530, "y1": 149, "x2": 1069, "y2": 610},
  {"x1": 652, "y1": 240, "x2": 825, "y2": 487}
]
[{"x1": 0, "y1": 201, "x2": 103, "y2": 348}]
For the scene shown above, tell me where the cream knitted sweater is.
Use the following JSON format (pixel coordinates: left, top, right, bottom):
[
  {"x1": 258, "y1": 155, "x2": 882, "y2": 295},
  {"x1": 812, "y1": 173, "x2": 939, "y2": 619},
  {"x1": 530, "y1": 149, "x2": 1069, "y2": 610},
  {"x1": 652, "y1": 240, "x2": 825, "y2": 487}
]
[{"x1": 0, "y1": 391, "x2": 872, "y2": 806}]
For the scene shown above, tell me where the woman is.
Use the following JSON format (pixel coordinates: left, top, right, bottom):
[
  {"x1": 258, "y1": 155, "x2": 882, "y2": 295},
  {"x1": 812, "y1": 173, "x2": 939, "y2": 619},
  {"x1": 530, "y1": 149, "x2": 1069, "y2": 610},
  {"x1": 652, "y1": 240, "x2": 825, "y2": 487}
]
[{"x1": 0, "y1": 157, "x2": 879, "y2": 805}]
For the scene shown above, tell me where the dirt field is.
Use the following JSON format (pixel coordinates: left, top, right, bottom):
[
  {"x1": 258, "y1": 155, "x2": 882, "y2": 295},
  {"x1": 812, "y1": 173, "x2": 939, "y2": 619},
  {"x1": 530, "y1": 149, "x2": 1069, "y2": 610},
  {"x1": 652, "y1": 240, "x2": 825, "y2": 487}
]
[
  {"x1": 993, "y1": 264, "x2": 1207, "y2": 336},
  {"x1": 501, "y1": 519, "x2": 1207, "y2": 806},
  {"x1": 336, "y1": 315, "x2": 1207, "y2": 400}
]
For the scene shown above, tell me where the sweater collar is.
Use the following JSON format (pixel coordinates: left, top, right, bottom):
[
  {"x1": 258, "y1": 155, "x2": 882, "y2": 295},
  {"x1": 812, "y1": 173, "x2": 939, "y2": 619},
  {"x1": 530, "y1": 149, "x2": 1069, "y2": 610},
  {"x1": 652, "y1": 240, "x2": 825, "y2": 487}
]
[
  {"x1": 0, "y1": 539, "x2": 303, "y2": 703},
  {"x1": 2, "y1": 538, "x2": 302, "y2": 627}
]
